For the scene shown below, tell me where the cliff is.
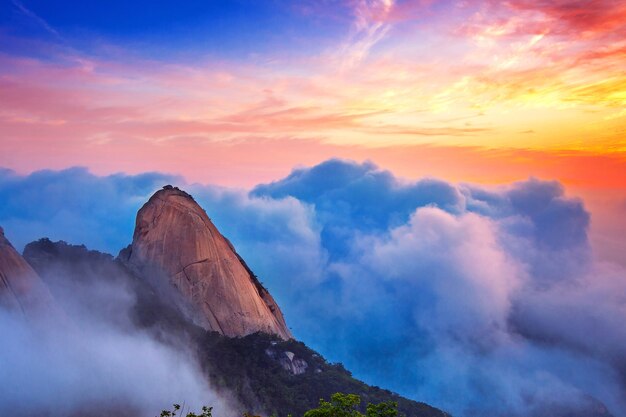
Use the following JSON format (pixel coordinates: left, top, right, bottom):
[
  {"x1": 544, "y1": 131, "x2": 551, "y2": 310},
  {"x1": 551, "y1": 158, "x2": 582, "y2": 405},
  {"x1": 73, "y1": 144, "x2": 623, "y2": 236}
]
[
  {"x1": 120, "y1": 186, "x2": 291, "y2": 339},
  {"x1": 0, "y1": 226, "x2": 57, "y2": 317}
]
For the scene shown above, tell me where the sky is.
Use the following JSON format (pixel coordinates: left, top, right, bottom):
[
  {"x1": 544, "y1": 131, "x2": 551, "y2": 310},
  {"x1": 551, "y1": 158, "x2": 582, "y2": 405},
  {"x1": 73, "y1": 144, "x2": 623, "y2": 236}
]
[
  {"x1": 0, "y1": 0, "x2": 625, "y2": 263},
  {"x1": 1, "y1": 1, "x2": 626, "y2": 416}
]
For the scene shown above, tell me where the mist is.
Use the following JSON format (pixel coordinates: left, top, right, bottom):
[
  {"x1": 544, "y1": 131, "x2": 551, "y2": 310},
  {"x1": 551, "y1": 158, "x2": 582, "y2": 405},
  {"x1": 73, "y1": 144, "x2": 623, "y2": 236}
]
[
  {"x1": 1, "y1": 160, "x2": 625, "y2": 416},
  {"x1": 213, "y1": 160, "x2": 626, "y2": 416},
  {"x1": 0, "y1": 257, "x2": 234, "y2": 417}
]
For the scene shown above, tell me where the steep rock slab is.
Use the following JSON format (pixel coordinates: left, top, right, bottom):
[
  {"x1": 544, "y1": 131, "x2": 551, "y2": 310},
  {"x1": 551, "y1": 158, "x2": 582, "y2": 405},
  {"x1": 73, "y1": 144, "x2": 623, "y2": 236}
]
[
  {"x1": 0, "y1": 226, "x2": 57, "y2": 316},
  {"x1": 122, "y1": 186, "x2": 291, "y2": 339}
]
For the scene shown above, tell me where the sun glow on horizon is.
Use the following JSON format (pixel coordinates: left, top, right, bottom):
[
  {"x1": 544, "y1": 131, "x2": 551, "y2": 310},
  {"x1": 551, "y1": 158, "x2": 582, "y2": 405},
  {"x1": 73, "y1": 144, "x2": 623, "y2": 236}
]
[{"x1": 0, "y1": 0, "x2": 624, "y2": 188}]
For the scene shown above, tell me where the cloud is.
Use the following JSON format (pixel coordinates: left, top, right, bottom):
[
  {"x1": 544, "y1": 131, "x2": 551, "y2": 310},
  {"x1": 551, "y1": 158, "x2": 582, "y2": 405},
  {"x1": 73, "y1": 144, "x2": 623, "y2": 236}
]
[
  {"x1": 2, "y1": 10, "x2": 625, "y2": 185},
  {"x1": 0, "y1": 259, "x2": 233, "y2": 417},
  {"x1": 1, "y1": 160, "x2": 625, "y2": 416},
  {"x1": 186, "y1": 184, "x2": 328, "y2": 302},
  {"x1": 249, "y1": 159, "x2": 625, "y2": 416},
  {"x1": 11, "y1": 0, "x2": 61, "y2": 38},
  {"x1": 505, "y1": 0, "x2": 626, "y2": 38},
  {"x1": 334, "y1": 0, "x2": 395, "y2": 69},
  {"x1": 0, "y1": 311, "x2": 227, "y2": 417},
  {"x1": 463, "y1": 178, "x2": 591, "y2": 285},
  {"x1": 252, "y1": 159, "x2": 465, "y2": 258},
  {"x1": 0, "y1": 167, "x2": 179, "y2": 252}
]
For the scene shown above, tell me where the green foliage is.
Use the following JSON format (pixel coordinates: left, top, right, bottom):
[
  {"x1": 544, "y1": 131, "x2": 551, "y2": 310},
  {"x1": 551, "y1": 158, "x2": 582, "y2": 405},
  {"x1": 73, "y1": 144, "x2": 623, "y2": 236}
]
[
  {"x1": 303, "y1": 393, "x2": 398, "y2": 417},
  {"x1": 161, "y1": 393, "x2": 398, "y2": 417},
  {"x1": 366, "y1": 401, "x2": 399, "y2": 417},
  {"x1": 194, "y1": 332, "x2": 443, "y2": 417},
  {"x1": 304, "y1": 393, "x2": 363, "y2": 417},
  {"x1": 159, "y1": 404, "x2": 213, "y2": 417}
]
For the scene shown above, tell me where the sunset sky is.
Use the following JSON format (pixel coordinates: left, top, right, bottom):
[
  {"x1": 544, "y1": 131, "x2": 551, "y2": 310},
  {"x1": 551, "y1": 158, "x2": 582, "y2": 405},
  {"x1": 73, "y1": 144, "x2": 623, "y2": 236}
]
[{"x1": 1, "y1": 0, "x2": 625, "y2": 263}]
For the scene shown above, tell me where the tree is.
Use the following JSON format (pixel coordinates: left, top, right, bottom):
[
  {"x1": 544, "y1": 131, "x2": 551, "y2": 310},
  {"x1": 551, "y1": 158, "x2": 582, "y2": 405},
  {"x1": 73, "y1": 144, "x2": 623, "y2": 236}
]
[
  {"x1": 160, "y1": 393, "x2": 398, "y2": 417},
  {"x1": 159, "y1": 404, "x2": 213, "y2": 417},
  {"x1": 303, "y1": 393, "x2": 398, "y2": 417},
  {"x1": 366, "y1": 401, "x2": 398, "y2": 417},
  {"x1": 304, "y1": 393, "x2": 363, "y2": 417}
]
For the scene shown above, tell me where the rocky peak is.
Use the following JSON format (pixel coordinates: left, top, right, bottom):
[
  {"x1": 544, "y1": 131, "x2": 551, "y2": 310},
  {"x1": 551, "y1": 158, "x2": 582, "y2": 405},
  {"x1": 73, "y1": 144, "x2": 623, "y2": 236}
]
[
  {"x1": 0, "y1": 227, "x2": 58, "y2": 316},
  {"x1": 121, "y1": 186, "x2": 292, "y2": 339}
]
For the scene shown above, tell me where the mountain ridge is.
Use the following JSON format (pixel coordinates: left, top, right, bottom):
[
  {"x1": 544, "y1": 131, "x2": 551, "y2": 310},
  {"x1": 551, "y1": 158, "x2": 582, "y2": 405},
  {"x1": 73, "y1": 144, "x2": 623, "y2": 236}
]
[
  {"x1": 23, "y1": 236, "x2": 449, "y2": 417},
  {"x1": 11, "y1": 184, "x2": 449, "y2": 416}
]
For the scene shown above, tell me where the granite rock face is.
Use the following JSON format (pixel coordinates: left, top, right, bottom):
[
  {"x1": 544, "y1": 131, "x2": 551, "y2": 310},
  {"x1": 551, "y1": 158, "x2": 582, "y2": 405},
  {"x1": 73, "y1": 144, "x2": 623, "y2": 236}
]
[
  {"x1": 121, "y1": 186, "x2": 292, "y2": 339},
  {"x1": 0, "y1": 226, "x2": 57, "y2": 316},
  {"x1": 265, "y1": 344, "x2": 309, "y2": 375}
]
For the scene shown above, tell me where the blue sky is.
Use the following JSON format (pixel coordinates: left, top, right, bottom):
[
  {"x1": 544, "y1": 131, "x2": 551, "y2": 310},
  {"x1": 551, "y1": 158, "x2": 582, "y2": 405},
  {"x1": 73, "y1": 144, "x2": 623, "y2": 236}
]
[{"x1": 0, "y1": 0, "x2": 351, "y2": 59}]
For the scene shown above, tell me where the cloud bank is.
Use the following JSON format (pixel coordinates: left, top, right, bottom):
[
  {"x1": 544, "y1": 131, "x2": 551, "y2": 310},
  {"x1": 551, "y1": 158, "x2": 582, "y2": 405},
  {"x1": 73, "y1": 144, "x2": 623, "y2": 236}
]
[
  {"x1": 1, "y1": 160, "x2": 625, "y2": 416},
  {"x1": 0, "y1": 167, "x2": 178, "y2": 251},
  {"x1": 0, "y1": 266, "x2": 233, "y2": 417}
]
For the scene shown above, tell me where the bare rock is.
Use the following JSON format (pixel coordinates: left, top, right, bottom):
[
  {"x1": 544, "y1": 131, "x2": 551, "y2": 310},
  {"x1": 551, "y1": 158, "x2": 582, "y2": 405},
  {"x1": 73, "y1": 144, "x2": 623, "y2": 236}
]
[
  {"x1": 280, "y1": 351, "x2": 308, "y2": 375},
  {"x1": 123, "y1": 187, "x2": 292, "y2": 339},
  {"x1": 0, "y1": 226, "x2": 58, "y2": 317},
  {"x1": 264, "y1": 346, "x2": 308, "y2": 375}
]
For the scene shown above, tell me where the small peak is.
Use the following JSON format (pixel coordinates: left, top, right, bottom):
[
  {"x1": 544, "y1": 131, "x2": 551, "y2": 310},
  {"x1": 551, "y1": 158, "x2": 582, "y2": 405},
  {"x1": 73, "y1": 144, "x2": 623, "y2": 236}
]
[
  {"x1": 126, "y1": 185, "x2": 292, "y2": 339},
  {"x1": 156, "y1": 185, "x2": 194, "y2": 201},
  {"x1": 0, "y1": 226, "x2": 11, "y2": 246}
]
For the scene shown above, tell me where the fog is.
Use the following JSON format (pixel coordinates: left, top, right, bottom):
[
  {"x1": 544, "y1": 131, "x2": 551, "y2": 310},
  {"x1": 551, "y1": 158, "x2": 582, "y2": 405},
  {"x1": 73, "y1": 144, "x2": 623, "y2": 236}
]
[
  {"x1": 0, "y1": 266, "x2": 233, "y2": 417},
  {"x1": 1, "y1": 160, "x2": 625, "y2": 416}
]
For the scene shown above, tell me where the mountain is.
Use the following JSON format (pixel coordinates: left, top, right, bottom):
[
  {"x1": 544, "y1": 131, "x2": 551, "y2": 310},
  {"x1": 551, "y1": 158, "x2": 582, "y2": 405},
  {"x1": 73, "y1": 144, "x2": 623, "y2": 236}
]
[
  {"x1": 4, "y1": 185, "x2": 617, "y2": 417},
  {"x1": 19, "y1": 230, "x2": 616, "y2": 417},
  {"x1": 19, "y1": 184, "x2": 449, "y2": 417},
  {"x1": 119, "y1": 185, "x2": 291, "y2": 339},
  {"x1": 0, "y1": 226, "x2": 57, "y2": 317},
  {"x1": 24, "y1": 237, "x2": 448, "y2": 417}
]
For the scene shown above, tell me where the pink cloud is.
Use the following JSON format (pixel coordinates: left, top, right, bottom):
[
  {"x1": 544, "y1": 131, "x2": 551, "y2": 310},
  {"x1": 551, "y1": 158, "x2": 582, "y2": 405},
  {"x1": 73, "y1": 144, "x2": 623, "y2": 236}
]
[
  {"x1": 0, "y1": 0, "x2": 624, "y2": 203},
  {"x1": 507, "y1": 0, "x2": 626, "y2": 38}
]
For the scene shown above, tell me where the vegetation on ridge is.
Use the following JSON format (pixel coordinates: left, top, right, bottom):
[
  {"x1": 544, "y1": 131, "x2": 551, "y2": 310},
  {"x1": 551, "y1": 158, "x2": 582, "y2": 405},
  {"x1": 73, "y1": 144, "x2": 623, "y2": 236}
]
[
  {"x1": 160, "y1": 393, "x2": 398, "y2": 417},
  {"x1": 197, "y1": 332, "x2": 444, "y2": 417},
  {"x1": 24, "y1": 238, "x2": 448, "y2": 417}
]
